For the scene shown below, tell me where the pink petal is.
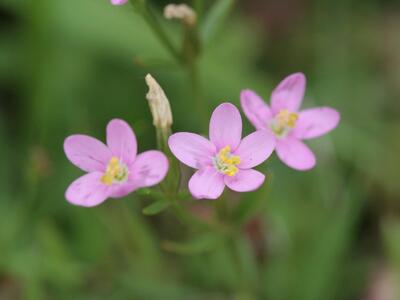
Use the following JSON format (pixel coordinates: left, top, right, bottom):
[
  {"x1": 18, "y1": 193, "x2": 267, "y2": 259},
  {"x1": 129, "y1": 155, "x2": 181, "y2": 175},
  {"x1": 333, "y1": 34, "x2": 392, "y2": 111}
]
[
  {"x1": 64, "y1": 135, "x2": 112, "y2": 172},
  {"x1": 271, "y1": 73, "x2": 306, "y2": 113},
  {"x1": 293, "y1": 107, "x2": 340, "y2": 140},
  {"x1": 234, "y1": 130, "x2": 275, "y2": 169},
  {"x1": 129, "y1": 150, "x2": 169, "y2": 189},
  {"x1": 240, "y1": 89, "x2": 272, "y2": 130},
  {"x1": 111, "y1": 0, "x2": 128, "y2": 5},
  {"x1": 110, "y1": 151, "x2": 168, "y2": 198},
  {"x1": 168, "y1": 132, "x2": 216, "y2": 169},
  {"x1": 65, "y1": 172, "x2": 111, "y2": 207},
  {"x1": 106, "y1": 119, "x2": 137, "y2": 166},
  {"x1": 188, "y1": 167, "x2": 225, "y2": 200},
  {"x1": 209, "y1": 103, "x2": 242, "y2": 151},
  {"x1": 275, "y1": 138, "x2": 316, "y2": 171},
  {"x1": 224, "y1": 169, "x2": 265, "y2": 192},
  {"x1": 108, "y1": 183, "x2": 137, "y2": 199}
]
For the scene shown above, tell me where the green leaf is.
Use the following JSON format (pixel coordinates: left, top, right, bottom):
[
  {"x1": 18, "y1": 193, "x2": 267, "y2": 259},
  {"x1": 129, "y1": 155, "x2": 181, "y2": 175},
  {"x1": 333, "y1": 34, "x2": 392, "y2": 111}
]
[
  {"x1": 231, "y1": 173, "x2": 272, "y2": 225},
  {"x1": 200, "y1": 0, "x2": 235, "y2": 46},
  {"x1": 233, "y1": 236, "x2": 259, "y2": 291},
  {"x1": 142, "y1": 200, "x2": 170, "y2": 216},
  {"x1": 162, "y1": 232, "x2": 223, "y2": 255}
]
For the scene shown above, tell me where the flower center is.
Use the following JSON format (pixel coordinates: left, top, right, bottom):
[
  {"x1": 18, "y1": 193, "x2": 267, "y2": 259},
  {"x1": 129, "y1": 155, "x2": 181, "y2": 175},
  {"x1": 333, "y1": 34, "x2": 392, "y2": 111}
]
[
  {"x1": 269, "y1": 109, "x2": 299, "y2": 138},
  {"x1": 101, "y1": 156, "x2": 129, "y2": 186},
  {"x1": 212, "y1": 146, "x2": 241, "y2": 176}
]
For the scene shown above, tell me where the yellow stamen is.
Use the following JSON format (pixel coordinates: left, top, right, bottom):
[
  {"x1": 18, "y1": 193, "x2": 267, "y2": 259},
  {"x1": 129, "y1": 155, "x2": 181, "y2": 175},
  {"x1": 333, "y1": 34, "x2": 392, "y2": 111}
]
[
  {"x1": 269, "y1": 109, "x2": 299, "y2": 138},
  {"x1": 276, "y1": 109, "x2": 298, "y2": 128},
  {"x1": 214, "y1": 146, "x2": 241, "y2": 176},
  {"x1": 101, "y1": 156, "x2": 128, "y2": 185},
  {"x1": 224, "y1": 165, "x2": 239, "y2": 177},
  {"x1": 101, "y1": 174, "x2": 113, "y2": 185}
]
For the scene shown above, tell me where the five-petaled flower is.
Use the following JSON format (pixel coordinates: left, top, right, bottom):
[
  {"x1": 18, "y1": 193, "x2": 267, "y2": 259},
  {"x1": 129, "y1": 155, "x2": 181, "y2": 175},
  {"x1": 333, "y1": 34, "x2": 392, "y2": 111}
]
[
  {"x1": 168, "y1": 103, "x2": 275, "y2": 200},
  {"x1": 64, "y1": 119, "x2": 168, "y2": 207},
  {"x1": 241, "y1": 73, "x2": 340, "y2": 171}
]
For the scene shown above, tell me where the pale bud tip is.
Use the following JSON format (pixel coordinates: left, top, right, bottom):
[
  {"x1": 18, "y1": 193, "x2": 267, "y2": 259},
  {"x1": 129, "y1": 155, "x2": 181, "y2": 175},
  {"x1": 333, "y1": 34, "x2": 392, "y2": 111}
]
[
  {"x1": 164, "y1": 4, "x2": 197, "y2": 26},
  {"x1": 145, "y1": 74, "x2": 173, "y2": 129}
]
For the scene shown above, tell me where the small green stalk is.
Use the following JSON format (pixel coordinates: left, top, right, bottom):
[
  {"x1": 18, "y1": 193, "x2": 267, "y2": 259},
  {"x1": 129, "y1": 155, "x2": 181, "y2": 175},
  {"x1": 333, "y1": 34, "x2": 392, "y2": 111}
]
[
  {"x1": 145, "y1": 74, "x2": 180, "y2": 196},
  {"x1": 129, "y1": 0, "x2": 181, "y2": 63}
]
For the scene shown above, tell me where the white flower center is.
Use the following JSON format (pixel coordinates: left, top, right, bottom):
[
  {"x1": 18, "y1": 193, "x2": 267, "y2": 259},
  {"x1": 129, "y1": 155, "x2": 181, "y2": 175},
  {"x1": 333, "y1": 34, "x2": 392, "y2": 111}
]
[
  {"x1": 212, "y1": 145, "x2": 241, "y2": 176},
  {"x1": 269, "y1": 109, "x2": 299, "y2": 138},
  {"x1": 101, "y1": 156, "x2": 129, "y2": 185}
]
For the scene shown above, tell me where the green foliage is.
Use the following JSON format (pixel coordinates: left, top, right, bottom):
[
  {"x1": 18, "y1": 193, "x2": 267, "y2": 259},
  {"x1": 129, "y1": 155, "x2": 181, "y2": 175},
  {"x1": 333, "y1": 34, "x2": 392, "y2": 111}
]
[
  {"x1": 200, "y1": 0, "x2": 236, "y2": 46},
  {"x1": 0, "y1": 0, "x2": 399, "y2": 299},
  {"x1": 143, "y1": 199, "x2": 170, "y2": 215}
]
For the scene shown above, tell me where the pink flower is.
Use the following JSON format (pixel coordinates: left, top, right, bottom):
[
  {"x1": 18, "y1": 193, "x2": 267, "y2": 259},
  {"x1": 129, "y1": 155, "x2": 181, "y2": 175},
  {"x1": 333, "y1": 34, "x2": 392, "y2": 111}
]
[
  {"x1": 168, "y1": 103, "x2": 275, "y2": 200},
  {"x1": 241, "y1": 72, "x2": 340, "y2": 171},
  {"x1": 64, "y1": 119, "x2": 168, "y2": 207},
  {"x1": 110, "y1": 0, "x2": 128, "y2": 5}
]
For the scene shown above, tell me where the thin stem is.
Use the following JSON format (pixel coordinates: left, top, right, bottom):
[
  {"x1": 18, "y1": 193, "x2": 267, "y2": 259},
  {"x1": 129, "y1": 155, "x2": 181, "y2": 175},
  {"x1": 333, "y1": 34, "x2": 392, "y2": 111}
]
[
  {"x1": 193, "y1": 0, "x2": 204, "y2": 20},
  {"x1": 171, "y1": 201, "x2": 211, "y2": 230},
  {"x1": 130, "y1": 0, "x2": 181, "y2": 63},
  {"x1": 187, "y1": 62, "x2": 208, "y2": 131}
]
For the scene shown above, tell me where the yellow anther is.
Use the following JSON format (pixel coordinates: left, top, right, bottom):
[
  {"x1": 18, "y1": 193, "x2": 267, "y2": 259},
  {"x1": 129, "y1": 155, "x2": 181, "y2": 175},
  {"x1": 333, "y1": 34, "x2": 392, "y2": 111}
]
[
  {"x1": 270, "y1": 109, "x2": 299, "y2": 138},
  {"x1": 224, "y1": 165, "x2": 239, "y2": 177},
  {"x1": 219, "y1": 145, "x2": 231, "y2": 157},
  {"x1": 276, "y1": 109, "x2": 298, "y2": 128},
  {"x1": 214, "y1": 146, "x2": 241, "y2": 176},
  {"x1": 229, "y1": 156, "x2": 241, "y2": 165},
  {"x1": 219, "y1": 146, "x2": 230, "y2": 162},
  {"x1": 101, "y1": 174, "x2": 113, "y2": 185},
  {"x1": 101, "y1": 156, "x2": 128, "y2": 185},
  {"x1": 109, "y1": 156, "x2": 119, "y2": 166}
]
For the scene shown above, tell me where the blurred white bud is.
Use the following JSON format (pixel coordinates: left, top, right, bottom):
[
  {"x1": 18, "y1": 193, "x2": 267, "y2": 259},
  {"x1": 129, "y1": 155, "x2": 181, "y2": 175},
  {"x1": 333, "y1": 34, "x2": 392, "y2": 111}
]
[
  {"x1": 145, "y1": 74, "x2": 173, "y2": 130},
  {"x1": 164, "y1": 4, "x2": 197, "y2": 26}
]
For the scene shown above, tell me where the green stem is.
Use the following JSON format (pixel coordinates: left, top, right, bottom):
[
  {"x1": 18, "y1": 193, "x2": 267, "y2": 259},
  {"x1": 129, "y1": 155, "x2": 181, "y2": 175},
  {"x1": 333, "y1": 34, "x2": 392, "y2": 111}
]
[
  {"x1": 171, "y1": 201, "x2": 211, "y2": 230},
  {"x1": 193, "y1": 0, "x2": 204, "y2": 20},
  {"x1": 130, "y1": 0, "x2": 181, "y2": 63},
  {"x1": 187, "y1": 62, "x2": 208, "y2": 131}
]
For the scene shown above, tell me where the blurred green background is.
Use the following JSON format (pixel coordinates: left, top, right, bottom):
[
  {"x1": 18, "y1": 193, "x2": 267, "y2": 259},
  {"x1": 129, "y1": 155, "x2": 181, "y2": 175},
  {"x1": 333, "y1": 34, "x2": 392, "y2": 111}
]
[{"x1": 1, "y1": 0, "x2": 400, "y2": 299}]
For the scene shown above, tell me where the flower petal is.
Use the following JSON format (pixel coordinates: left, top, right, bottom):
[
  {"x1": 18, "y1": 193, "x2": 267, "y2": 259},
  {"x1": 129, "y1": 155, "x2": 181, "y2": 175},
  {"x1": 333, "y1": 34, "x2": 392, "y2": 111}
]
[
  {"x1": 109, "y1": 151, "x2": 169, "y2": 198},
  {"x1": 240, "y1": 89, "x2": 272, "y2": 130},
  {"x1": 293, "y1": 107, "x2": 340, "y2": 140},
  {"x1": 111, "y1": 0, "x2": 128, "y2": 5},
  {"x1": 188, "y1": 167, "x2": 225, "y2": 200},
  {"x1": 271, "y1": 73, "x2": 306, "y2": 113},
  {"x1": 130, "y1": 150, "x2": 169, "y2": 189},
  {"x1": 65, "y1": 172, "x2": 111, "y2": 207},
  {"x1": 224, "y1": 169, "x2": 265, "y2": 192},
  {"x1": 209, "y1": 103, "x2": 242, "y2": 151},
  {"x1": 234, "y1": 130, "x2": 276, "y2": 169},
  {"x1": 106, "y1": 119, "x2": 137, "y2": 166},
  {"x1": 275, "y1": 138, "x2": 316, "y2": 171},
  {"x1": 168, "y1": 132, "x2": 216, "y2": 169},
  {"x1": 64, "y1": 135, "x2": 112, "y2": 172}
]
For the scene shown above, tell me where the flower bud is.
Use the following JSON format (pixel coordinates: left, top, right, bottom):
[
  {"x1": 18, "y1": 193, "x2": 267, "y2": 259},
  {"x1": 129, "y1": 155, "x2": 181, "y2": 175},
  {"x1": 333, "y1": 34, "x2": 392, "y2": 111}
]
[
  {"x1": 145, "y1": 74, "x2": 180, "y2": 195},
  {"x1": 145, "y1": 74, "x2": 173, "y2": 132},
  {"x1": 164, "y1": 4, "x2": 197, "y2": 26}
]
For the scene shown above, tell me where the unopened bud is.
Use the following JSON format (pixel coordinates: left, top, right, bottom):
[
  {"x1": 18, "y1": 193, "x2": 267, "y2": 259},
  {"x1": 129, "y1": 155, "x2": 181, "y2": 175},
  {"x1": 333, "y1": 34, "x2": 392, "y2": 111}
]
[
  {"x1": 145, "y1": 74, "x2": 180, "y2": 195},
  {"x1": 145, "y1": 74, "x2": 173, "y2": 130},
  {"x1": 164, "y1": 4, "x2": 197, "y2": 26}
]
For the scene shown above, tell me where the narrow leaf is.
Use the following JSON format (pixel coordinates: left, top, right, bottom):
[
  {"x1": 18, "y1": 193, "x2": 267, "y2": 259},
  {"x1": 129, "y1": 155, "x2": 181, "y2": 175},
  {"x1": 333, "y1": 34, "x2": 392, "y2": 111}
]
[
  {"x1": 162, "y1": 232, "x2": 222, "y2": 255},
  {"x1": 200, "y1": 0, "x2": 235, "y2": 46},
  {"x1": 142, "y1": 200, "x2": 170, "y2": 216}
]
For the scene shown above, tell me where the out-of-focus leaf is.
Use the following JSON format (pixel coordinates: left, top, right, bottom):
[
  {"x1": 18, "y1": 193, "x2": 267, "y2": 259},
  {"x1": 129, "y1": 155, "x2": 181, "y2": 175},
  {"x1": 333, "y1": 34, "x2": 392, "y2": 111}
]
[
  {"x1": 233, "y1": 236, "x2": 259, "y2": 292},
  {"x1": 118, "y1": 268, "x2": 193, "y2": 300},
  {"x1": 162, "y1": 232, "x2": 223, "y2": 255},
  {"x1": 142, "y1": 199, "x2": 170, "y2": 215},
  {"x1": 382, "y1": 218, "x2": 400, "y2": 271},
  {"x1": 200, "y1": 0, "x2": 235, "y2": 46},
  {"x1": 231, "y1": 173, "x2": 271, "y2": 225}
]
